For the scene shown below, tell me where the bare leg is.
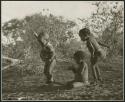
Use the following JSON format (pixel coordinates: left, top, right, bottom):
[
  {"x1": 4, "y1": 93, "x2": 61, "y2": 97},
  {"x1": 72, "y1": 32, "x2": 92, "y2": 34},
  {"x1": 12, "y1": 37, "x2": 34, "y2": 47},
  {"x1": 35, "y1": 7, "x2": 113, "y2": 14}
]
[
  {"x1": 95, "y1": 64, "x2": 103, "y2": 82},
  {"x1": 92, "y1": 64, "x2": 98, "y2": 82},
  {"x1": 44, "y1": 62, "x2": 51, "y2": 83},
  {"x1": 44, "y1": 59, "x2": 56, "y2": 83},
  {"x1": 81, "y1": 63, "x2": 89, "y2": 84},
  {"x1": 91, "y1": 56, "x2": 99, "y2": 84},
  {"x1": 49, "y1": 59, "x2": 56, "y2": 82}
]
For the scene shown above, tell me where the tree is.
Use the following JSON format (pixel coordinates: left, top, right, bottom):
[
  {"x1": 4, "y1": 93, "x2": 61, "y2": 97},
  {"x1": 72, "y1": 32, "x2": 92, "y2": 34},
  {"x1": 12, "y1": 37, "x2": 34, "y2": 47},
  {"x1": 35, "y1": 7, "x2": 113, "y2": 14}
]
[
  {"x1": 23, "y1": 13, "x2": 76, "y2": 59},
  {"x1": 2, "y1": 13, "x2": 76, "y2": 63},
  {"x1": 80, "y1": 1, "x2": 124, "y2": 57}
]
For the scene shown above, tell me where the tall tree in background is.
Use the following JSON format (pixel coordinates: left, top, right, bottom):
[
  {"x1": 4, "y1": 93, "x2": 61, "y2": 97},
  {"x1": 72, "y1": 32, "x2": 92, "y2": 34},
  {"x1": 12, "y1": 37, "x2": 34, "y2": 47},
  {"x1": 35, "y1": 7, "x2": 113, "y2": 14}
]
[
  {"x1": 79, "y1": 1, "x2": 123, "y2": 56},
  {"x1": 95, "y1": 1, "x2": 123, "y2": 56},
  {"x1": 2, "y1": 13, "x2": 76, "y2": 63}
]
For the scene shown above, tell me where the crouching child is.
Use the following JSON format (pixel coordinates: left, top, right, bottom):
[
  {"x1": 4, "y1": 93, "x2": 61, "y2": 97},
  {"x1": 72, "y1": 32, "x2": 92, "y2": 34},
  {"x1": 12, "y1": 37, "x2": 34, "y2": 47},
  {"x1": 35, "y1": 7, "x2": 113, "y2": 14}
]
[{"x1": 67, "y1": 50, "x2": 89, "y2": 87}]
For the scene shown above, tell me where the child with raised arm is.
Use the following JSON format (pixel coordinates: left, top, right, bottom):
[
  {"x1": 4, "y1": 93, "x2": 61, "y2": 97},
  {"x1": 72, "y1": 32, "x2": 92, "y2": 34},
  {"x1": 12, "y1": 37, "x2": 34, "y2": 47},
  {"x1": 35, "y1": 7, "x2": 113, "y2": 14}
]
[{"x1": 33, "y1": 31, "x2": 56, "y2": 84}]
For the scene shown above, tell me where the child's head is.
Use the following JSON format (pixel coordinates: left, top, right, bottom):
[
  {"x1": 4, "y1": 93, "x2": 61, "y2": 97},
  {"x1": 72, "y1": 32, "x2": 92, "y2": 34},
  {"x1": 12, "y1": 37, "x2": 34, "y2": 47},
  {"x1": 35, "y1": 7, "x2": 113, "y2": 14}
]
[
  {"x1": 79, "y1": 28, "x2": 91, "y2": 41},
  {"x1": 73, "y1": 50, "x2": 86, "y2": 64},
  {"x1": 39, "y1": 31, "x2": 49, "y2": 45}
]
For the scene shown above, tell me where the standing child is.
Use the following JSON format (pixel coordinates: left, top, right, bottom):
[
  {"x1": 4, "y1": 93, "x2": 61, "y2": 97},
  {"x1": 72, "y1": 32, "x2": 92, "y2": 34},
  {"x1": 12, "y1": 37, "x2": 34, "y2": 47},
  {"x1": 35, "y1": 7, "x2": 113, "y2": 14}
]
[
  {"x1": 78, "y1": 28, "x2": 109, "y2": 84},
  {"x1": 33, "y1": 31, "x2": 56, "y2": 84},
  {"x1": 68, "y1": 50, "x2": 89, "y2": 86}
]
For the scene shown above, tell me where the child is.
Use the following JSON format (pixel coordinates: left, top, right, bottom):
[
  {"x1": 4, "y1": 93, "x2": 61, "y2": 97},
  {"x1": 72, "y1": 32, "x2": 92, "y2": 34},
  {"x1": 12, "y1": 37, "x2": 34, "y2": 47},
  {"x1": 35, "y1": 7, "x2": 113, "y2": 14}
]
[
  {"x1": 68, "y1": 50, "x2": 89, "y2": 86},
  {"x1": 33, "y1": 31, "x2": 56, "y2": 84},
  {"x1": 78, "y1": 28, "x2": 109, "y2": 84}
]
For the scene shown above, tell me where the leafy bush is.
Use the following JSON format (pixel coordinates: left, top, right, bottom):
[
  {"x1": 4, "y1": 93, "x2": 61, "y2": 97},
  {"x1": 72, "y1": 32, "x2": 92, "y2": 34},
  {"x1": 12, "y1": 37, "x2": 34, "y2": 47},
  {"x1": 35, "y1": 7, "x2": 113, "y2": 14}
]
[{"x1": 2, "y1": 13, "x2": 77, "y2": 71}]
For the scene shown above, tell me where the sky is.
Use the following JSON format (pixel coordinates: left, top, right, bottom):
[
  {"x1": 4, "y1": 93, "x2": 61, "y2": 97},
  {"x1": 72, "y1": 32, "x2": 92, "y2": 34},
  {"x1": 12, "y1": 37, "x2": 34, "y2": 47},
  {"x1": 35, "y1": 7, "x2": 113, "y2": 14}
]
[{"x1": 1, "y1": 1, "x2": 97, "y2": 23}]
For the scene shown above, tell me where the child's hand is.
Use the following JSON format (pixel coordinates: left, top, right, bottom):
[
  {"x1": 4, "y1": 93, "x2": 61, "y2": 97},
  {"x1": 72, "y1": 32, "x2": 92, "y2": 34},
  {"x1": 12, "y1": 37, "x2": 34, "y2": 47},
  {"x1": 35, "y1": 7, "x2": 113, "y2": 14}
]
[{"x1": 33, "y1": 32, "x2": 38, "y2": 37}]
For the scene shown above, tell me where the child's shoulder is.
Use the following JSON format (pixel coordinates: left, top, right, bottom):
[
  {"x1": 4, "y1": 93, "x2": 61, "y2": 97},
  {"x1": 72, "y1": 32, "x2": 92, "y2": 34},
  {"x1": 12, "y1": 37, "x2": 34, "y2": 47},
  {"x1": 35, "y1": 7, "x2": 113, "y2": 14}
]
[
  {"x1": 88, "y1": 36, "x2": 96, "y2": 40},
  {"x1": 88, "y1": 36, "x2": 98, "y2": 43}
]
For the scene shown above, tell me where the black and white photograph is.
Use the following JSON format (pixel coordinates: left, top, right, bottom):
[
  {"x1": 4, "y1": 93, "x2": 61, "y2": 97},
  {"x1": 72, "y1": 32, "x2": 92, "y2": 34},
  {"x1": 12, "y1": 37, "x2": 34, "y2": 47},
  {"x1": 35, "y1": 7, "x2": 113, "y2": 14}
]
[{"x1": 1, "y1": 1, "x2": 124, "y2": 101}]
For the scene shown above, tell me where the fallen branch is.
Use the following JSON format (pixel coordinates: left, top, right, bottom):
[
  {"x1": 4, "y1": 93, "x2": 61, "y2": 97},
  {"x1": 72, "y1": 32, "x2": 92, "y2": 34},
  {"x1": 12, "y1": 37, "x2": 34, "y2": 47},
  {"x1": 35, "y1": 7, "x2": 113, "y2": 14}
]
[
  {"x1": 2, "y1": 56, "x2": 71, "y2": 71},
  {"x1": 2, "y1": 56, "x2": 24, "y2": 71},
  {"x1": 2, "y1": 64, "x2": 15, "y2": 71},
  {"x1": 2, "y1": 56, "x2": 22, "y2": 62}
]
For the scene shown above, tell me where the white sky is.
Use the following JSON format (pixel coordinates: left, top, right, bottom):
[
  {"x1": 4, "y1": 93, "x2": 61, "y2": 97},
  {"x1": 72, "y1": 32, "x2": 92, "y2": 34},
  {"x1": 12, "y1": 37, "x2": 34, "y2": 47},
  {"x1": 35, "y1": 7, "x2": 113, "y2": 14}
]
[{"x1": 1, "y1": 1, "x2": 97, "y2": 23}]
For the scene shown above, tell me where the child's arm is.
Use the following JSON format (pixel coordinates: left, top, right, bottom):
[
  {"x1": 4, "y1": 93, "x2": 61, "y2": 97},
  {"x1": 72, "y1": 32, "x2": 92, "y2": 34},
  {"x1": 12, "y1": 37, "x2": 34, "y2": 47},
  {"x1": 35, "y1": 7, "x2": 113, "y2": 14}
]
[
  {"x1": 33, "y1": 32, "x2": 43, "y2": 45},
  {"x1": 49, "y1": 51, "x2": 56, "y2": 61},
  {"x1": 98, "y1": 41, "x2": 110, "y2": 48},
  {"x1": 90, "y1": 37, "x2": 109, "y2": 50},
  {"x1": 33, "y1": 31, "x2": 38, "y2": 37},
  {"x1": 33, "y1": 31, "x2": 39, "y2": 39},
  {"x1": 47, "y1": 43, "x2": 56, "y2": 61}
]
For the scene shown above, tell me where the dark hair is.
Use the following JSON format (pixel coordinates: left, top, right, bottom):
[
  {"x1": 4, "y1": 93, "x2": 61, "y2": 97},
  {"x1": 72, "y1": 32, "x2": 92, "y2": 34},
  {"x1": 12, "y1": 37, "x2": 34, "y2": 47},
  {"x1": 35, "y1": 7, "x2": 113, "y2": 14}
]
[
  {"x1": 73, "y1": 50, "x2": 86, "y2": 61},
  {"x1": 79, "y1": 28, "x2": 91, "y2": 37}
]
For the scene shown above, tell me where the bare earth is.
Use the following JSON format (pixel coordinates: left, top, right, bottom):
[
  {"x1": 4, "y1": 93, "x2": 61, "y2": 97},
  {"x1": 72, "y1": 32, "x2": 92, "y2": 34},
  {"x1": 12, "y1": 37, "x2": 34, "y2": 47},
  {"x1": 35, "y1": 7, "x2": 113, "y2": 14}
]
[{"x1": 2, "y1": 57, "x2": 123, "y2": 100}]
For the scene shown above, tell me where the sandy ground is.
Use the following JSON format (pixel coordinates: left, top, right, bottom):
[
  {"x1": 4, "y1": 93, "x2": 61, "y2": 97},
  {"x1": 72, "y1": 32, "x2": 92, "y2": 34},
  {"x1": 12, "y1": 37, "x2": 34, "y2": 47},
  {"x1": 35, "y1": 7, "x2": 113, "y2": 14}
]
[{"x1": 2, "y1": 57, "x2": 123, "y2": 100}]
